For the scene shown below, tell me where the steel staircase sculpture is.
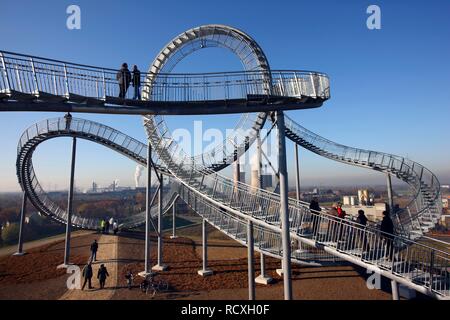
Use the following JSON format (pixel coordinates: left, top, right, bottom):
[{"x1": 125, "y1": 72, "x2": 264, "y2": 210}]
[{"x1": 5, "y1": 24, "x2": 448, "y2": 299}]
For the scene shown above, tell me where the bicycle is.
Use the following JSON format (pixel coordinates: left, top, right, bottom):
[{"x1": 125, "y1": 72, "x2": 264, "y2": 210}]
[{"x1": 139, "y1": 274, "x2": 169, "y2": 297}]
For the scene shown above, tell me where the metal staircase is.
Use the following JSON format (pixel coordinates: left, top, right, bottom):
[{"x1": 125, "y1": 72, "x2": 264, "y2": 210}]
[{"x1": 283, "y1": 114, "x2": 442, "y2": 239}]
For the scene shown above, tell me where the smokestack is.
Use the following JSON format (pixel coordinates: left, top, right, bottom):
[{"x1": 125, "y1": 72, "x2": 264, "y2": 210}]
[{"x1": 135, "y1": 165, "x2": 144, "y2": 188}]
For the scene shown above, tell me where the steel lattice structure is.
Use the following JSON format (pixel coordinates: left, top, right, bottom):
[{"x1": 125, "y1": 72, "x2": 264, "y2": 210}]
[{"x1": 1, "y1": 25, "x2": 448, "y2": 299}]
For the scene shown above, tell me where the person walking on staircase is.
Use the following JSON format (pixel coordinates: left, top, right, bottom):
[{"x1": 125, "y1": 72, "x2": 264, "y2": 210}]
[
  {"x1": 309, "y1": 198, "x2": 321, "y2": 235},
  {"x1": 97, "y1": 264, "x2": 110, "y2": 289},
  {"x1": 81, "y1": 262, "x2": 93, "y2": 290},
  {"x1": 380, "y1": 210, "x2": 395, "y2": 261}
]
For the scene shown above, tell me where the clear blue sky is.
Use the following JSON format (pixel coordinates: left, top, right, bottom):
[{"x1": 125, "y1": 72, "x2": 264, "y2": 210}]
[{"x1": 0, "y1": 0, "x2": 449, "y2": 192}]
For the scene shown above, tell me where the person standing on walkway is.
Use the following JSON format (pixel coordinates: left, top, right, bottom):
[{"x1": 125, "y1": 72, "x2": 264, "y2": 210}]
[
  {"x1": 97, "y1": 264, "x2": 110, "y2": 289},
  {"x1": 132, "y1": 65, "x2": 141, "y2": 100},
  {"x1": 109, "y1": 217, "x2": 114, "y2": 233},
  {"x1": 113, "y1": 221, "x2": 119, "y2": 235},
  {"x1": 117, "y1": 63, "x2": 131, "y2": 99},
  {"x1": 104, "y1": 219, "x2": 110, "y2": 234},
  {"x1": 125, "y1": 269, "x2": 134, "y2": 289},
  {"x1": 81, "y1": 262, "x2": 93, "y2": 290},
  {"x1": 100, "y1": 219, "x2": 105, "y2": 234},
  {"x1": 90, "y1": 239, "x2": 98, "y2": 262}
]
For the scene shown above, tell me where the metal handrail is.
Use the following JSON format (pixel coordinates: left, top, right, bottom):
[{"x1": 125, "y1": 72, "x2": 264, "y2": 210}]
[{"x1": 0, "y1": 50, "x2": 330, "y2": 103}]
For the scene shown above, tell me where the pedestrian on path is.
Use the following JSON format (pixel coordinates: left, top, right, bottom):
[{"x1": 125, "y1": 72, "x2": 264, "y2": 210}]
[
  {"x1": 97, "y1": 264, "x2": 110, "y2": 289},
  {"x1": 90, "y1": 239, "x2": 98, "y2": 262},
  {"x1": 81, "y1": 263, "x2": 93, "y2": 290},
  {"x1": 113, "y1": 221, "x2": 119, "y2": 235}
]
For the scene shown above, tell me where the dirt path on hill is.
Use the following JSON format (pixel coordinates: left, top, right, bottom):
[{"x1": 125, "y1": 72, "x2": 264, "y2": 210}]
[
  {"x1": 0, "y1": 230, "x2": 93, "y2": 257},
  {"x1": 59, "y1": 234, "x2": 118, "y2": 300}
]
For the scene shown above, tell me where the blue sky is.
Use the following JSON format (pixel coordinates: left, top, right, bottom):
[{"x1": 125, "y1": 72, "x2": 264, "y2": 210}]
[{"x1": 0, "y1": 0, "x2": 449, "y2": 192}]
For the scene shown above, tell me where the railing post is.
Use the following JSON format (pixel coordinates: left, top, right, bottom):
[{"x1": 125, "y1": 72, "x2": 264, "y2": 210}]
[
  {"x1": 295, "y1": 144, "x2": 301, "y2": 202},
  {"x1": 30, "y1": 58, "x2": 39, "y2": 94},
  {"x1": 310, "y1": 73, "x2": 317, "y2": 98},
  {"x1": 0, "y1": 52, "x2": 11, "y2": 93},
  {"x1": 102, "y1": 69, "x2": 106, "y2": 99},
  {"x1": 63, "y1": 64, "x2": 70, "y2": 98}
]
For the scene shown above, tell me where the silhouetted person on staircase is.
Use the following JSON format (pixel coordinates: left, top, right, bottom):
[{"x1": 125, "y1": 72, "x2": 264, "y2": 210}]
[
  {"x1": 97, "y1": 264, "x2": 110, "y2": 289},
  {"x1": 117, "y1": 63, "x2": 131, "y2": 99},
  {"x1": 356, "y1": 209, "x2": 369, "y2": 252},
  {"x1": 81, "y1": 262, "x2": 93, "y2": 290},
  {"x1": 132, "y1": 65, "x2": 141, "y2": 100},
  {"x1": 380, "y1": 210, "x2": 395, "y2": 261},
  {"x1": 309, "y1": 198, "x2": 321, "y2": 235}
]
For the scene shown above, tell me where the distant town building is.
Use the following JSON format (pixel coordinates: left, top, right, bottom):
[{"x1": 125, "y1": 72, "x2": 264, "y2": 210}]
[
  {"x1": 442, "y1": 198, "x2": 449, "y2": 209},
  {"x1": 342, "y1": 203, "x2": 387, "y2": 222},
  {"x1": 343, "y1": 195, "x2": 358, "y2": 206}
]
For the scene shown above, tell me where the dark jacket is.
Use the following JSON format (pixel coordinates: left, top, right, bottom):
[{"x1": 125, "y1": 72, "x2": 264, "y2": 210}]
[
  {"x1": 97, "y1": 266, "x2": 110, "y2": 280},
  {"x1": 309, "y1": 200, "x2": 321, "y2": 213},
  {"x1": 116, "y1": 67, "x2": 131, "y2": 86},
  {"x1": 90, "y1": 242, "x2": 98, "y2": 252},
  {"x1": 132, "y1": 69, "x2": 141, "y2": 87},
  {"x1": 82, "y1": 264, "x2": 93, "y2": 278},
  {"x1": 380, "y1": 215, "x2": 394, "y2": 238},
  {"x1": 357, "y1": 214, "x2": 368, "y2": 226}
]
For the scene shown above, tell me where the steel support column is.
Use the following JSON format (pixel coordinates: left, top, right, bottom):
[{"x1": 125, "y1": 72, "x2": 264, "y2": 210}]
[
  {"x1": 254, "y1": 132, "x2": 272, "y2": 285},
  {"x1": 248, "y1": 220, "x2": 255, "y2": 300},
  {"x1": 153, "y1": 172, "x2": 167, "y2": 271},
  {"x1": 142, "y1": 141, "x2": 152, "y2": 275},
  {"x1": 386, "y1": 174, "x2": 394, "y2": 214},
  {"x1": 13, "y1": 191, "x2": 28, "y2": 256},
  {"x1": 276, "y1": 110, "x2": 292, "y2": 300},
  {"x1": 198, "y1": 218, "x2": 213, "y2": 276},
  {"x1": 63, "y1": 137, "x2": 76, "y2": 266},
  {"x1": 170, "y1": 201, "x2": 177, "y2": 239},
  {"x1": 295, "y1": 144, "x2": 301, "y2": 202}
]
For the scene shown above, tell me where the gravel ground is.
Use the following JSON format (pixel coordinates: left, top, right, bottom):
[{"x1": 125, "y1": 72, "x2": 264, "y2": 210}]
[{"x1": 0, "y1": 233, "x2": 98, "y2": 299}]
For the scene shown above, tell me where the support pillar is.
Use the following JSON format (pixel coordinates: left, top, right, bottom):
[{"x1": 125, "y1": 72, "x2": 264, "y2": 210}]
[
  {"x1": 153, "y1": 172, "x2": 167, "y2": 271},
  {"x1": 391, "y1": 280, "x2": 399, "y2": 300},
  {"x1": 198, "y1": 218, "x2": 213, "y2": 276},
  {"x1": 295, "y1": 144, "x2": 301, "y2": 202},
  {"x1": 276, "y1": 110, "x2": 292, "y2": 300},
  {"x1": 61, "y1": 137, "x2": 76, "y2": 267},
  {"x1": 170, "y1": 201, "x2": 177, "y2": 239},
  {"x1": 247, "y1": 220, "x2": 255, "y2": 300},
  {"x1": 386, "y1": 174, "x2": 394, "y2": 214},
  {"x1": 13, "y1": 192, "x2": 28, "y2": 256},
  {"x1": 255, "y1": 132, "x2": 272, "y2": 285},
  {"x1": 140, "y1": 141, "x2": 153, "y2": 277}
]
